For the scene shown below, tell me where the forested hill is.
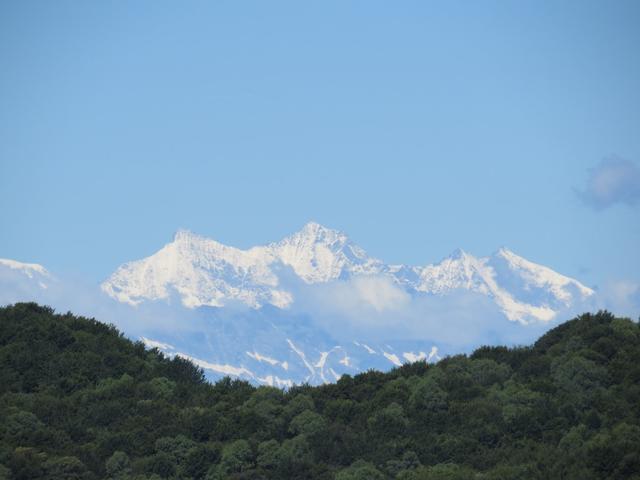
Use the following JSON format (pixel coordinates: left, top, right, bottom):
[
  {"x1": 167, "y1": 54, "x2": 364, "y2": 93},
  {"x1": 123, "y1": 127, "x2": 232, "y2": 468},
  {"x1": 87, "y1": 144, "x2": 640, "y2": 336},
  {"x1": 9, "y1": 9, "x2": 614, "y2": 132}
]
[{"x1": 0, "y1": 304, "x2": 639, "y2": 480}]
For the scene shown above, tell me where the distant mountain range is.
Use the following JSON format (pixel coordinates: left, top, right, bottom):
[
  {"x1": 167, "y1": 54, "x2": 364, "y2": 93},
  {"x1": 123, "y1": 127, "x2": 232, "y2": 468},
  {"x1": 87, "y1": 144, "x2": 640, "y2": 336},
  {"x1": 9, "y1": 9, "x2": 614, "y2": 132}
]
[
  {"x1": 102, "y1": 222, "x2": 594, "y2": 323},
  {"x1": 1, "y1": 222, "x2": 596, "y2": 386}
]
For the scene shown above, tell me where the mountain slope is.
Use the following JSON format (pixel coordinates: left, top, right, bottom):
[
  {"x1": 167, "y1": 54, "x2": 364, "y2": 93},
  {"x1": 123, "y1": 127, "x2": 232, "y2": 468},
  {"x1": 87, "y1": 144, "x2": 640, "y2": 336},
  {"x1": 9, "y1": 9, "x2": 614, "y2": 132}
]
[
  {"x1": 101, "y1": 222, "x2": 594, "y2": 324},
  {"x1": 101, "y1": 230, "x2": 286, "y2": 309},
  {"x1": 271, "y1": 222, "x2": 384, "y2": 283},
  {"x1": 128, "y1": 304, "x2": 442, "y2": 388}
]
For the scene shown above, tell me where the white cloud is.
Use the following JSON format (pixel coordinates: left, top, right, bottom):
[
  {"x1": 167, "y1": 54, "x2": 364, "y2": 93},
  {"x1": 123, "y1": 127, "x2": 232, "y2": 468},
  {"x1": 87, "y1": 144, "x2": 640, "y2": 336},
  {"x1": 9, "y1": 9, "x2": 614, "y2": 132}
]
[
  {"x1": 3, "y1": 268, "x2": 628, "y2": 356},
  {"x1": 284, "y1": 274, "x2": 552, "y2": 349},
  {"x1": 577, "y1": 157, "x2": 640, "y2": 209},
  {"x1": 334, "y1": 275, "x2": 411, "y2": 313}
]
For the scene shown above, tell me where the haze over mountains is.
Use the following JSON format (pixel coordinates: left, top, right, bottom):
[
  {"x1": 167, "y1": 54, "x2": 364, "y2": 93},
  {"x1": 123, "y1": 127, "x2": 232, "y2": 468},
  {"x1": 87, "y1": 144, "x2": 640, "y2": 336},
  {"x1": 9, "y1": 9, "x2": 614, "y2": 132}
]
[{"x1": 1, "y1": 222, "x2": 598, "y2": 386}]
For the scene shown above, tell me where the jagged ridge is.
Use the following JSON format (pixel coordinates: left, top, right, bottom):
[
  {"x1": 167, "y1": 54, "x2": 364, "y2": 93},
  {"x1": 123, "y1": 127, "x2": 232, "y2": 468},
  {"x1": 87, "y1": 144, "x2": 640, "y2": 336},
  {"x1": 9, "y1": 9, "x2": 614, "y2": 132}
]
[{"x1": 101, "y1": 222, "x2": 594, "y2": 323}]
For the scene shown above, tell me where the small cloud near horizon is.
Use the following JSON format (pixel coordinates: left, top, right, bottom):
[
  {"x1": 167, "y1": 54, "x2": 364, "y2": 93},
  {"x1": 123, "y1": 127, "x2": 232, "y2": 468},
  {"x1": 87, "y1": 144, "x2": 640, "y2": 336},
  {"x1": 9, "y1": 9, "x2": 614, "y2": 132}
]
[{"x1": 576, "y1": 156, "x2": 640, "y2": 210}]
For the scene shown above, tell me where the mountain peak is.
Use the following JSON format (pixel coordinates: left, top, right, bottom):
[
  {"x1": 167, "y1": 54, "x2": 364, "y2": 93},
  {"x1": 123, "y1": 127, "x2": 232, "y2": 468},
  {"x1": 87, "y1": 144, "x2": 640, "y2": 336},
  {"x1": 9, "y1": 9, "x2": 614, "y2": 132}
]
[
  {"x1": 302, "y1": 221, "x2": 328, "y2": 231},
  {"x1": 447, "y1": 248, "x2": 472, "y2": 261},
  {"x1": 101, "y1": 225, "x2": 594, "y2": 323},
  {"x1": 494, "y1": 246, "x2": 518, "y2": 258},
  {"x1": 486, "y1": 247, "x2": 595, "y2": 302},
  {"x1": 296, "y1": 221, "x2": 345, "y2": 243},
  {"x1": 271, "y1": 222, "x2": 380, "y2": 283},
  {"x1": 172, "y1": 229, "x2": 200, "y2": 242},
  {"x1": 275, "y1": 222, "x2": 350, "y2": 252}
]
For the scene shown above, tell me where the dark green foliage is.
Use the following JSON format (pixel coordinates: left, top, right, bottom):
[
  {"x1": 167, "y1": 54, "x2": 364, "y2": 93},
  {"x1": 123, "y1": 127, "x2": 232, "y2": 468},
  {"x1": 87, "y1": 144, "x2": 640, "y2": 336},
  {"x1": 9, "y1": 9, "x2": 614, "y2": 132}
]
[{"x1": 0, "y1": 303, "x2": 639, "y2": 479}]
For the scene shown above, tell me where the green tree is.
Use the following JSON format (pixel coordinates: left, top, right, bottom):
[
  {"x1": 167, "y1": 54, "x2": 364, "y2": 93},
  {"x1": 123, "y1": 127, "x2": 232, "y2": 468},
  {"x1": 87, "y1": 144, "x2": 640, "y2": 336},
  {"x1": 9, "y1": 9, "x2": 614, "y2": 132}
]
[
  {"x1": 256, "y1": 439, "x2": 280, "y2": 471},
  {"x1": 409, "y1": 378, "x2": 448, "y2": 413},
  {"x1": 106, "y1": 451, "x2": 131, "y2": 478},
  {"x1": 42, "y1": 456, "x2": 90, "y2": 480},
  {"x1": 289, "y1": 410, "x2": 327, "y2": 436},
  {"x1": 155, "y1": 435, "x2": 196, "y2": 465},
  {"x1": 367, "y1": 403, "x2": 409, "y2": 438},
  {"x1": 0, "y1": 464, "x2": 10, "y2": 480},
  {"x1": 335, "y1": 460, "x2": 386, "y2": 480},
  {"x1": 145, "y1": 452, "x2": 176, "y2": 478},
  {"x1": 146, "y1": 377, "x2": 176, "y2": 401},
  {"x1": 4, "y1": 411, "x2": 44, "y2": 442},
  {"x1": 214, "y1": 439, "x2": 253, "y2": 477}
]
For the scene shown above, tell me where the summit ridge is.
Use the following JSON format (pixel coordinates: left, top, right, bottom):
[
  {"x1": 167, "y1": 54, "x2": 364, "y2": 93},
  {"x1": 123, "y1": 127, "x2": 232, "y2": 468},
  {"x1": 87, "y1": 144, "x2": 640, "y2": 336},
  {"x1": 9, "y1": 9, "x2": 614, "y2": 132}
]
[{"x1": 101, "y1": 222, "x2": 594, "y2": 323}]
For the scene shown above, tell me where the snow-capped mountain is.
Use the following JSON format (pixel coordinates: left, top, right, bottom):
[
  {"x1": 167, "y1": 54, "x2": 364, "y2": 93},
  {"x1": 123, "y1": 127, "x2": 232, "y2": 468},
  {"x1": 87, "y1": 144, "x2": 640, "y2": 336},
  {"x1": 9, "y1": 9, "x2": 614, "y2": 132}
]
[
  {"x1": 395, "y1": 247, "x2": 594, "y2": 323},
  {"x1": 102, "y1": 229, "x2": 286, "y2": 309},
  {"x1": 102, "y1": 223, "x2": 386, "y2": 310},
  {"x1": 1, "y1": 223, "x2": 597, "y2": 387},
  {"x1": 271, "y1": 222, "x2": 384, "y2": 282},
  {"x1": 96, "y1": 222, "x2": 596, "y2": 386},
  {"x1": 102, "y1": 222, "x2": 594, "y2": 324},
  {"x1": 0, "y1": 258, "x2": 52, "y2": 306}
]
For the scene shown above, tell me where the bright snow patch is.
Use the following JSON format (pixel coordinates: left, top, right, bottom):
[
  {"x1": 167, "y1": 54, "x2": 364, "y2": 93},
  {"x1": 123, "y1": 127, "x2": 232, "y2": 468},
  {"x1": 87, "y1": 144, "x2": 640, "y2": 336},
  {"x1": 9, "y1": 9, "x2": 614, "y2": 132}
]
[
  {"x1": 246, "y1": 351, "x2": 280, "y2": 365},
  {"x1": 383, "y1": 351, "x2": 403, "y2": 367},
  {"x1": 140, "y1": 337, "x2": 175, "y2": 351},
  {"x1": 176, "y1": 353, "x2": 253, "y2": 378},
  {"x1": 315, "y1": 351, "x2": 330, "y2": 369},
  {"x1": 427, "y1": 346, "x2": 441, "y2": 362},
  {"x1": 287, "y1": 339, "x2": 316, "y2": 378},
  {"x1": 358, "y1": 343, "x2": 377, "y2": 355},
  {"x1": 257, "y1": 375, "x2": 293, "y2": 388},
  {"x1": 100, "y1": 222, "x2": 594, "y2": 323},
  {"x1": 403, "y1": 351, "x2": 428, "y2": 363}
]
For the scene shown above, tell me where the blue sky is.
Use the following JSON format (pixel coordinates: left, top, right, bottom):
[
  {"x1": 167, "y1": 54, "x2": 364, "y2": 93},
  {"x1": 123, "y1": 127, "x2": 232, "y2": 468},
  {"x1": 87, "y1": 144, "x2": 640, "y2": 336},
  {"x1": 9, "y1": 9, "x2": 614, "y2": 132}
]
[{"x1": 1, "y1": 1, "x2": 639, "y2": 294}]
